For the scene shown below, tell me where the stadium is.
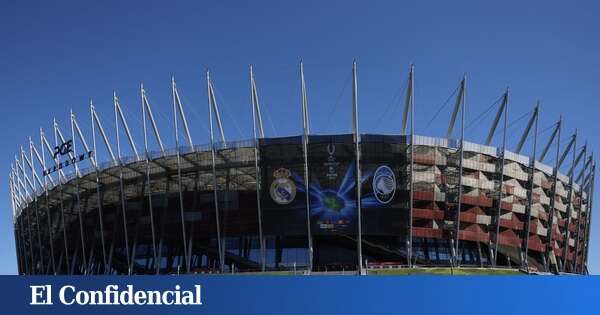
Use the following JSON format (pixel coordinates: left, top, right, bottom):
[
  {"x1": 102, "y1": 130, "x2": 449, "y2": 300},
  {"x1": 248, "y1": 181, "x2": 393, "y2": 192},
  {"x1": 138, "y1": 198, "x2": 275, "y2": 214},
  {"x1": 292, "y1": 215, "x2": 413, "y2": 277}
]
[{"x1": 9, "y1": 62, "x2": 595, "y2": 275}]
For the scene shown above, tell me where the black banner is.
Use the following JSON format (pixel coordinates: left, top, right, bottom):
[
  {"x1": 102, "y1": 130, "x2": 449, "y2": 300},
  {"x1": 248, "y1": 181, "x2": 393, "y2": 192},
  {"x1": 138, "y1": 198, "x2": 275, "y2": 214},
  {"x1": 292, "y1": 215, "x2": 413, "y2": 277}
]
[
  {"x1": 259, "y1": 136, "x2": 307, "y2": 236},
  {"x1": 360, "y1": 134, "x2": 409, "y2": 235},
  {"x1": 260, "y1": 134, "x2": 409, "y2": 237},
  {"x1": 307, "y1": 135, "x2": 357, "y2": 235}
]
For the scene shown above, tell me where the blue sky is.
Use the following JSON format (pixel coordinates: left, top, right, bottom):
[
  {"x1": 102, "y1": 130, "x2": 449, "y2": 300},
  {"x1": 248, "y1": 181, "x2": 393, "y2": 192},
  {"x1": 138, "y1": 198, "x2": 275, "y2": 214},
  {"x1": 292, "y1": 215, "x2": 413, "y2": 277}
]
[{"x1": 0, "y1": 0, "x2": 598, "y2": 274}]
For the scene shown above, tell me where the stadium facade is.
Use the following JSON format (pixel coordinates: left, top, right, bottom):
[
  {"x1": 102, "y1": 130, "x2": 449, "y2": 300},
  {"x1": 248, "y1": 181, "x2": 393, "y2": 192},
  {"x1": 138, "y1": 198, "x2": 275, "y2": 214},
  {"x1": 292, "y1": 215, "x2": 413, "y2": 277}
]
[{"x1": 9, "y1": 62, "x2": 595, "y2": 275}]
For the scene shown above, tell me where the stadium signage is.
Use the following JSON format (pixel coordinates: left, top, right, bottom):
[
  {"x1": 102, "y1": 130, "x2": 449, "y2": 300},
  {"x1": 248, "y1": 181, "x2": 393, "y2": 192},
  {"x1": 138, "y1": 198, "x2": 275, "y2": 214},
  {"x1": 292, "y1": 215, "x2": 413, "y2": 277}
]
[
  {"x1": 324, "y1": 143, "x2": 339, "y2": 180},
  {"x1": 30, "y1": 284, "x2": 202, "y2": 306},
  {"x1": 42, "y1": 139, "x2": 94, "y2": 176}
]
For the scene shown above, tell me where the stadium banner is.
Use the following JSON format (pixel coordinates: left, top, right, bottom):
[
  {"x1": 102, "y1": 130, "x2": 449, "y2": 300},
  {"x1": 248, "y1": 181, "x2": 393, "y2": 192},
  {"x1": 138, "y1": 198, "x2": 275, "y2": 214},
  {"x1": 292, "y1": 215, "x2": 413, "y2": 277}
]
[
  {"x1": 307, "y1": 134, "x2": 357, "y2": 235},
  {"x1": 259, "y1": 136, "x2": 308, "y2": 236},
  {"x1": 300, "y1": 134, "x2": 410, "y2": 236},
  {"x1": 360, "y1": 134, "x2": 410, "y2": 235},
  {"x1": 0, "y1": 275, "x2": 598, "y2": 314}
]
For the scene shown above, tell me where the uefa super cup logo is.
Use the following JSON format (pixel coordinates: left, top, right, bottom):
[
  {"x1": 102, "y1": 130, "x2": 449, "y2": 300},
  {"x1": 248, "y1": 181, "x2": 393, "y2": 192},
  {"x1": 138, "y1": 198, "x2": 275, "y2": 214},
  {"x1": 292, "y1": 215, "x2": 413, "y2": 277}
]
[
  {"x1": 372, "y1": 165, "x2": 396, "y2": 204},
  {"x1": 270, "y1": 168, "x2": 297, "y2": 205},
  {"x1": 325, "y1": 143, "x2": 339, "y2": 180}
]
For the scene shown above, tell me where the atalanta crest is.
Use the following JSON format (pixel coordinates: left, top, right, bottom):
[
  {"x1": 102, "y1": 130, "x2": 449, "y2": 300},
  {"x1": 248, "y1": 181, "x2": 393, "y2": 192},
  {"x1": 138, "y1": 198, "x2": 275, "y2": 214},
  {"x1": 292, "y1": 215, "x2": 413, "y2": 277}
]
[{"x1": 372, "y1": 165, "x2": 396, "y2": 204}]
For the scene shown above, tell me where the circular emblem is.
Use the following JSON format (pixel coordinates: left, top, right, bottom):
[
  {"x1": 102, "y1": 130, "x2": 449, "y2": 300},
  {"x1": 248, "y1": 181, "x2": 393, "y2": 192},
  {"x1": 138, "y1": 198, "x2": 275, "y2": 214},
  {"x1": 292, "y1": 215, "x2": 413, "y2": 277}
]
[
  {"x1": 372, "y1": 166, "x2": 396, "y2": 204},
  {"x1": 270, "y1": 168, "x2": 296, "y2": 205}
]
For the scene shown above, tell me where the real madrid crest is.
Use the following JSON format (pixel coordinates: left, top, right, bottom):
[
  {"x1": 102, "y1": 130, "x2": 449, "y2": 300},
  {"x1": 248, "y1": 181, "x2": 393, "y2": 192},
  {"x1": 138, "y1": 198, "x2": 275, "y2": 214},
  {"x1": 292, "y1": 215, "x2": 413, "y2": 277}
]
[{"x1": 270, "y1": 168, "x2": 297, "y2": 205}]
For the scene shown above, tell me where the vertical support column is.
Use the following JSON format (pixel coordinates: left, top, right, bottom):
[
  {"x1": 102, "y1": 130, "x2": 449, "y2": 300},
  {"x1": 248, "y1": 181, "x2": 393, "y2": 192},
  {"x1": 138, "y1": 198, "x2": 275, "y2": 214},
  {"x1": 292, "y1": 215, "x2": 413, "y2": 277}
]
[
  {"x1": 67, "y1": 114, "x2": 87, "y2": 274},
  {"x1": 12, "y1": 172, "x2": 30, "y2": 274},
  {"x1": 14, "y1": 176, "x2": 30, "y2": 274},
  {"x1": 493, "y1": 90, "x2": 509, "y2": 266},
  {"x1": 145, "y1": 158, "x2": 158, "y2": 273},
  {"x1": 300, "y1": 61, "x2": 314, "y2": 273},
  {"x1": 16, "y1": 164, "x2": 36, "y2": 273},
  {"x1": 573, "y1": 151, "x2": 587, "y2": 273},
  {"x1": 43, "y1": 189, "x2": 56, "y2": 274},
  {"x1": 186, "y1": 171, "x2": 200, "y2": 271},
  {"x1": 546, "y1": 122, "x2": 561, "y2": 272},
  {"x1": 407, "y1": 131, "x2": 414, "y2": 267},
  {"x1": 522, "y1": 104, "x2": 539, "y2": 270},
  {"x1": 75, "y1": 177, "x2": 87, "y2": 273},
  {"x1": 211, "y1": 147, "x2": 224, "y2": 272},
  {"x1": 11, "y1": 162, "x2": 37, "y2": 274},
  {"x1": 90, "y1": 105, "x2": 108, "y2": 273},
  {"x1": 154, "y1": 181, "x2": 169, "y2": 274},
  {"x1": 207, "y1": 71, "x2": 225, "y2": 272},
  {"x1": 454, "y1": 75, "x2": 466, "y2": 267},
  {"x1": 351, "y1": 60, "x2": 363, "y2": 273},
  {"x1": 140, "y1": 87, "x2": 166, "y2": 272},
  {"x1": 113, "y1": 102, "x2": 131, "y2": 274},
  {"x1": 21, "y1": 153, "x2": 45, "y2": 273},
  {"x1": 142, "y1": 171, "x2": 157, "y2": 273},
  {"x1": 42, "y1": 129, "x2": 70, "y2": 274},
  {"x1": 406, "y1": 65, "x2": 415, "y2": 268},
  {"x1": 10, "y1": 180, "x2": 20, "y2": 274},
  {"x1": 58, "y1": 179, "x2": 70, "y2": 274},
  {"x1": 250, "y1": 65, "x2": 266, "y2": 272},
  {"x1": 578, "y1": 161, "x2": 592, "y2": 273},
  {"x1": 31, "y1": 139, "x2": 57, "y2": 274},
  {"x1": 252, "y1": 140, "x2": 265, "y2": 272},
  {"x1": 33, "y1": 195, "x2": 44, "y2": 273},
  {"x1": 138, "y1": 87, "x2": 159, "y2": 274},
  {"x1": 147, "y1": 163, "x2": 161, "y2": 271},
  {"x1": 561, "y1": 132, "x2": 577, "y2": 271},
  {"x1": 582, "y1": 164, "x2": 595, "y2": 273},
  {"x1": 545, "y1": 121, "x2": 561, "y2": 273},
  {"x1": 172, "y1": 78, "x2": 189, "y2": 273},
  {"x1": 81, "y1": 197, "x2": 95, "y2": 273},
  {"x1": 23, "y1": 147, "x2": 45, "y2": 273}
]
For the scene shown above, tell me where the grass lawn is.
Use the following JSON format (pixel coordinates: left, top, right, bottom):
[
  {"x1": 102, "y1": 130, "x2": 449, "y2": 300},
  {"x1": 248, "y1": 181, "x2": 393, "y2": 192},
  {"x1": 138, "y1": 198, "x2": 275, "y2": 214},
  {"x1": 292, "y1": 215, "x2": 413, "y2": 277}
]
[
  {"x1": 201, "y1": 267, "x2": 524, "y2": 276},
  {"x1": 230, "y1": 271, "x2": 298, "y2": 276},
  {"x1": 367, "y1": 267, "x2": 523, "y2": 276}
]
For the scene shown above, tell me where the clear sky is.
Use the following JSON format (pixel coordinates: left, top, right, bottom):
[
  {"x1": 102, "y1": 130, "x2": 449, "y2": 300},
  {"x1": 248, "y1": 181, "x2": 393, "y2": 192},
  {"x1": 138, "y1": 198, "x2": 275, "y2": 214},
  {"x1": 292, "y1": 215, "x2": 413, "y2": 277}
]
[{"x1": 1, "y1": 0, "x2": 598, "y2": 274}]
